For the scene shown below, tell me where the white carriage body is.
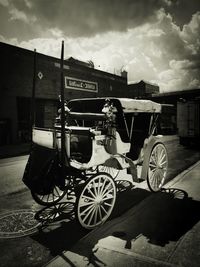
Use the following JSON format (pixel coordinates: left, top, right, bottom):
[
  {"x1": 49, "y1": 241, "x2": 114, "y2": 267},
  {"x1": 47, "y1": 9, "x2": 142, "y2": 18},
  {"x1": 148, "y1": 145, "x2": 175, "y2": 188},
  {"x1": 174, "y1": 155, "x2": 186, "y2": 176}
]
[{"x1": 32, "y1": 98, "x2": 162, "y2": 174}]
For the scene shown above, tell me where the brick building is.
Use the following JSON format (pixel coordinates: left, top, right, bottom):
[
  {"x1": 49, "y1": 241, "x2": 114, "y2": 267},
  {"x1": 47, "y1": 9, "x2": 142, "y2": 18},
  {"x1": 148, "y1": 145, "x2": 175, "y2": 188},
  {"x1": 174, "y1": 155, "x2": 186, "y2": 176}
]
[
  {"x1": 128, "y1": 80, "x2": 159, "y2": 98},
  {"x1": 0, "y1": 42, "x2": 128, "y2": 145}
]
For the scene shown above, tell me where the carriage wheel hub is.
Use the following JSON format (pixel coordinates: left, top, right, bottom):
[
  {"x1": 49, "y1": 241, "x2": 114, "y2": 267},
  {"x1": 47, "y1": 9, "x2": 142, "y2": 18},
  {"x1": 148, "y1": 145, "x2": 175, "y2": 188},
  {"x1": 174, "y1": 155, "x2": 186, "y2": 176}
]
[{"x1": 95, "y1": 196, "x2": 103, "y2": 205}]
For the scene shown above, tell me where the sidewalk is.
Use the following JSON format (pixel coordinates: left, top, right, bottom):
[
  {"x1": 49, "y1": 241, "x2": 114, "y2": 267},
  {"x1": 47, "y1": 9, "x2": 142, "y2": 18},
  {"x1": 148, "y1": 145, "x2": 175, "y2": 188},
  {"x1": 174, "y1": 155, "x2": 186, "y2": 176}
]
[{"x1": 44, "y1": 160, "x2": 200, "y2": 267}]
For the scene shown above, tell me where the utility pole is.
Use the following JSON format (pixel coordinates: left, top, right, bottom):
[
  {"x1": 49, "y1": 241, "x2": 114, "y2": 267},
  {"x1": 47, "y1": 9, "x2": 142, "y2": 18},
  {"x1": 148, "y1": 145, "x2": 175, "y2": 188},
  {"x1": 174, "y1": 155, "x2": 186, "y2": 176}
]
[
  {"x1": 30, "y1": 48, "x2": 37, "y2": 142},
  {"x1": 60, "y1": 41, "x2": 67, "y2": 178}
]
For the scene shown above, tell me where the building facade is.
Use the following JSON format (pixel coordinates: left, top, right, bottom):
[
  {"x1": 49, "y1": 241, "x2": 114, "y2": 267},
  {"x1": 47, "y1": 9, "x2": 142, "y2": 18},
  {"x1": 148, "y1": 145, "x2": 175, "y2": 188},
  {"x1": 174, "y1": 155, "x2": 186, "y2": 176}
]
[
  {"x1": 128, "y1": 80, "x2": 159, "y2": 98},
  {"x1": 0, "y1": 42, "x2": 128, "y2": 145}
]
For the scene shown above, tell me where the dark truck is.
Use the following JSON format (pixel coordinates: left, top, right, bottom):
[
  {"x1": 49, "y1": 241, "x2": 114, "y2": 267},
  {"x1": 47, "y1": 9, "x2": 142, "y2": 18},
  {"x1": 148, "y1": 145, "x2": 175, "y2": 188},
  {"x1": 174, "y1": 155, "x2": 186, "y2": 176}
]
[{"x1": 177, "y1": 100, "x2": 200, "y2": 146}]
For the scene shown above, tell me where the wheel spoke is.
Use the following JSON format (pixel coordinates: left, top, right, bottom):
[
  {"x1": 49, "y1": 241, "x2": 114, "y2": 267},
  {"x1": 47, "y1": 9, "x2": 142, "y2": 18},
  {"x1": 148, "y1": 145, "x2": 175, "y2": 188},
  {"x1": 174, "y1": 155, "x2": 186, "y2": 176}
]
[
  {"x1": 99, "y1": 177, "x2": 107, "y2": 195},
  {"x1": 40, "y1": 195, "x2": 45, "y2": 201},
  {"x1": 87, "y1": 208, "x2": 95, "y2": 225},
  {"x1": 82, "y1": 194, "x2": 96, "y2": 202},
  {"x1": 102, "y1": 195, "x2": 114, "y2": 201},
  {"x1": 102, "y1": 187, "x2": 114, "y2": 198},
  {"x1": 79, "y1": 200, "x2": 94, "y2": 208},
  {"x1": 153, "y1": 171, "x2": 159, "y2": 189},
  {"x1": 155, "y1": 170, "x2": 161, "y2": 187},
  {"x1": 100, "y1": 204, "x2": 108, "y2": 215},
  {"x1": 159, "y1": 149, "x2": 165, "y2": 161},
  {"x1": 84, "y1": 205, "x2": 96, "y2": 224},
  {"x1": 54, "y1": 186, "x2": 60, "y2": 196},
  {"x1": 98, "y1": 206, "x2": 103, "y2": 221},
  {"x1": 102, "y1": 181, "x2": 112, "y2": 196},
  {"x1": 104, "y1": 202, "x2": 112, "y2": 207},
  {"x1": 80, "y1": 203, "x2": 95, "y2": 218},
  {"x1": 47, "y1": 194, "x2": 50, "y2": 203},
  {"x1": 92, "y1": 179, "x2": 98, "y2": 197},
  {"x1": 158, "y1": 168, "x2": 165, "y2": 180},
  {"x1": 149, "y1": 168, "x2": 156, "y2": 180},
  {"x1": 97, "y1": 177, "x2": 102, "y2": 195},
  {"x1": 149, "y1": 162, "x2": 157, "y2": 168},
  {"x1": 87, "y1": 186, "x2": 96, "y2": 199},
  {"x1": 159, "y1": 153, "x2": 166, "y2": 165},
  {"x1": 93, "y1": 207, "x2": 98, "y2": 225},
  {"x1": 160, "y1": 160, "x2": 167, "y2": 167}
]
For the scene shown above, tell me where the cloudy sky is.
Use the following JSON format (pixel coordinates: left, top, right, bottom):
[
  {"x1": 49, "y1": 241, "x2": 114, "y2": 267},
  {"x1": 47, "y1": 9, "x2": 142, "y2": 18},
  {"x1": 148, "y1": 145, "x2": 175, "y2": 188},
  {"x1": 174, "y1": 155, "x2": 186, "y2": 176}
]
[{"x1": 0, "y1": 0, "x2": 200, "y2": 92}]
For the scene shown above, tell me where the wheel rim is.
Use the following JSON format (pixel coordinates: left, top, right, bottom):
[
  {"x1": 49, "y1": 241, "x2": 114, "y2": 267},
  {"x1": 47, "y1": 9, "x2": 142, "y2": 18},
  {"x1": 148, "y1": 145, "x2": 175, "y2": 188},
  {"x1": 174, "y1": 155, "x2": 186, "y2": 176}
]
[
  {"x1": 148, "y1": 143, "x2": 168, "y2": 192},
  {"x1": 77, "y1": 173, "x2": 116, "y2": 229},
  {"x1": 98, "y1": 165, "x2": 119, "y2": 179},
  {"x1": 33, "y1": 185, "x2": 66, "y2": 205}
]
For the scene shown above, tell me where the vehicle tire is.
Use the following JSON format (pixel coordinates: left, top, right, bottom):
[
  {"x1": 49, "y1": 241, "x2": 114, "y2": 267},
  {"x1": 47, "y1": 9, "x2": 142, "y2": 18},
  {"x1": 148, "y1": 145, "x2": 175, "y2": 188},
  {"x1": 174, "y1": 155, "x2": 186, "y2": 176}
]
[
  {"x1": 97, "y1": 165, "x2": 120, "y2": 179},
  {"x1": 76, "y1": 173, "x2": 116, "y2": 229},
  {"x1": 147, "y1": 143, "x2": 168, "y2": 192},
  {"x1": 31, "y1": 185, "x2": 67, "y2": 206}
]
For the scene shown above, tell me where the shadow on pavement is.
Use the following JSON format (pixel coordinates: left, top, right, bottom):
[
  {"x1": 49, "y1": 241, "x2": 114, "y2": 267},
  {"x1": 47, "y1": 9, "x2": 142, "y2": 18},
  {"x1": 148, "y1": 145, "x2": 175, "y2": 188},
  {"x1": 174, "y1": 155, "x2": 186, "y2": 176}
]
[
  {"x1": 31, "y1": 183, "x2": 200, "y2": 263},
  {"x1": 32, "y1": 202, "x2": 88, "y2": 256},
  {"x1": 68, "y1": 187, "x2": 200, "y2": 266},
  {"x1": 31, "y1": 182, "x2": 150, "y2": 256},
  {"x1": 112, "y1": 188, "x2": 199, "y2": 247}
]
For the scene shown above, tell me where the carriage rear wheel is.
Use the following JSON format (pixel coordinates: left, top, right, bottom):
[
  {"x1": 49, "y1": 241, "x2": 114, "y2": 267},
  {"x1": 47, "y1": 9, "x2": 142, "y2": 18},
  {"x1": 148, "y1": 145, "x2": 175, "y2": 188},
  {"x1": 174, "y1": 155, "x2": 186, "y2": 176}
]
[
  {"x1": 76, "y1": 173, "x2": 116, "y2": 229},
  {"x1": 31, "y1": 185, "x2": 67, "y2": 206},
  {"x1": 147, "y1": 143, "x2": 168, "y2": 192}
]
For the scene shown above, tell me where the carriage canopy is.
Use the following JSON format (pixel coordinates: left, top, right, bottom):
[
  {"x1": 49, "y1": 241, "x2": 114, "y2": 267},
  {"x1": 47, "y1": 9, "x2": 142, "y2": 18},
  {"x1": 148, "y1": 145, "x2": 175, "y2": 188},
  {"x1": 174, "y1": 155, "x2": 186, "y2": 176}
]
[
  {"x1": 118, "y1": 98, "x2": 161, "y2": 113},
  {"x1": 68, "y1": 98, "x2": 162, "y2": 114}
]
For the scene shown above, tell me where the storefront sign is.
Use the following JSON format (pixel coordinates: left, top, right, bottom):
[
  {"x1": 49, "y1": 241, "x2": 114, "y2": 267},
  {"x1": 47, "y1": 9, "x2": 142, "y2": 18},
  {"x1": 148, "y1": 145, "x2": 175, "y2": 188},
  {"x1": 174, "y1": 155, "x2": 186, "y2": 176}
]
[{"x1": 65, "y1": 77, "x2": 98, "y2": 93}]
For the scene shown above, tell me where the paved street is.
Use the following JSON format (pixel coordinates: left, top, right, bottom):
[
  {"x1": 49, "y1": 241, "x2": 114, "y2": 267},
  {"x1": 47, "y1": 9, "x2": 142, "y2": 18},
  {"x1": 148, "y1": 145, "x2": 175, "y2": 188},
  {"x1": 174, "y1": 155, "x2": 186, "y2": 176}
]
[
  {"x1": 0, "y1": 137, "x2": 199, "y2": 267},
  {"x1": 0, "y1": 155, "x2": 28, "y2": 197}
]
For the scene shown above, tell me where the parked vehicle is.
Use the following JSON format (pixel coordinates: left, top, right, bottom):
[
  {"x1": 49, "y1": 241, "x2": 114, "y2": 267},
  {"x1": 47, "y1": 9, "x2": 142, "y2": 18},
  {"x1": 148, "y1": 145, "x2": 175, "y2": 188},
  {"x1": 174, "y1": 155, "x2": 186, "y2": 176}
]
[
  {"x1": 23, "y1": 97, "x2": 169, "y2": 229},
  {"x1": 177, "y1": 100, "x2": 200, "y2": 146}
]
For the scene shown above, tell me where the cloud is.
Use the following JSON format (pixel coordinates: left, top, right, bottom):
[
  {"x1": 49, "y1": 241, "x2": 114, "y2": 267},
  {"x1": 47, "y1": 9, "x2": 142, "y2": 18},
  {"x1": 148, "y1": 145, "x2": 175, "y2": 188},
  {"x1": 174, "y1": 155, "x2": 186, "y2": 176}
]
[
  {"x1": 9, "y1": 6, "x2": 36, "y2": 23},
  {"x1": 20, "y1": 0, "x2": 166, "y2": 37},
  {"x1": 0, "y1": 0, "x2": 9, "y2": 6},
  {"x1": 181, "y1": 11, "x2": 200, "y2": 55},
  {"x1": 159, "y1": 67, "x2": 200, "y2": 91},
  {"x1": 4, "y1": 0, "x2": 195, "y2": 40},
  {"x1": 170, "y1": 59, "x2": 200, "y2": 70},
  {"x1": 0, "y1": 1, "x2": 200, "y2": 92}
]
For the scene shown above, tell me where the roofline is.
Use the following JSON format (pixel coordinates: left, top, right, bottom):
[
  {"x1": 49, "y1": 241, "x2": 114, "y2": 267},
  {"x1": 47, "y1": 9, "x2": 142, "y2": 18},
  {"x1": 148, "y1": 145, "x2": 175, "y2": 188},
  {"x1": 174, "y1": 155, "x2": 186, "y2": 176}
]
[
  {"x1": 152, "y1": 88, "x2": 200, "y2": 97},
  {"x1": 128, "y1": 80, "x2": 159, "y2": 87},
  {"x1": 0, "y1": 41, "x2": 126, "y2": 81}
]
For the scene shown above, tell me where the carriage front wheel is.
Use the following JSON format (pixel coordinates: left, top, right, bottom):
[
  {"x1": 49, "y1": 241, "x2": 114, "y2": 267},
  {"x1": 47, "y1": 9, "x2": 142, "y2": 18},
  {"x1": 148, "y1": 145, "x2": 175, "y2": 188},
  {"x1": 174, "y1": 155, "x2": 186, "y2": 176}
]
[
  {"x1": 147, "y1": 143, "x2": 168, "y2": 192},
  {"x1": 76, "y1": 173, "x2": 116, "y2": 229}
]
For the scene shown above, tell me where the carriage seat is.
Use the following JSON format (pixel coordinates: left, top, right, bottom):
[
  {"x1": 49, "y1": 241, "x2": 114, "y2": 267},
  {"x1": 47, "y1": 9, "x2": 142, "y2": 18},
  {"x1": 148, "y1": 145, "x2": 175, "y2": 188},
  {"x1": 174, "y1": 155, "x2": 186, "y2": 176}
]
[{"x1": 105, "y1": 131, "x2": 131, "y2": 155}]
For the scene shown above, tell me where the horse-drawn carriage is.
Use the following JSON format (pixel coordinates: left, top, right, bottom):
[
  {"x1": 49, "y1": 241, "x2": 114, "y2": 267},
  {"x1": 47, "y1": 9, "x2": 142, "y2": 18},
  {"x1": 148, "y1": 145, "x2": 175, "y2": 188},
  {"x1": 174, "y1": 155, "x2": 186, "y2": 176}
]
[{"x1": 23, "y1": 97, "x2": 168, "y2": 229}]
